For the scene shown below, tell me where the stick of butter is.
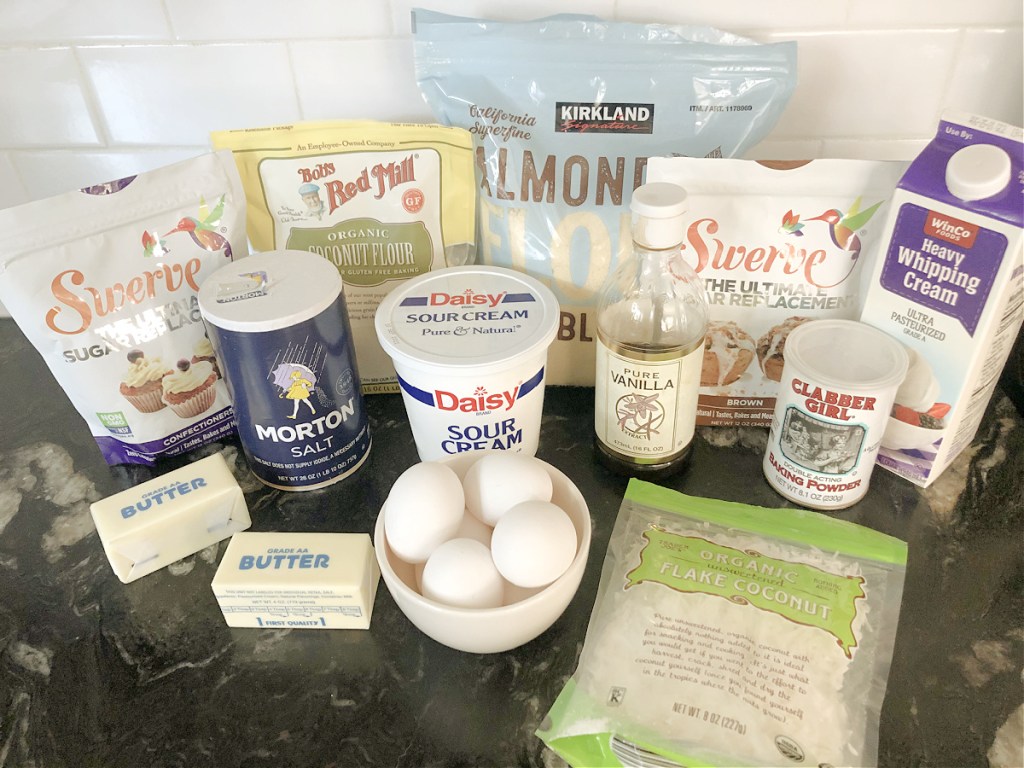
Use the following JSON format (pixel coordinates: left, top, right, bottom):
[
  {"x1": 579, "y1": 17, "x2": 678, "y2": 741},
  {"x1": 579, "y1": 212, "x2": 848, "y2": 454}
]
[
  {"x1": 211, "y1": 532, "x2": 380, "y2": 629},
  {"x1": 90, "y1": 452, "x2": 251, "y2": 583}
]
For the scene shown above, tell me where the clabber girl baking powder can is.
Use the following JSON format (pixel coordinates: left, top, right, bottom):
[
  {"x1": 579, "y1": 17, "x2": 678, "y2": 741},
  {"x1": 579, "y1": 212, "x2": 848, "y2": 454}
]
[
  {"x1": 198, "y1": 250, "x2": 370, "y2": 490},
  {"x1": 763, "y1": 319, "x2": 908, "y2": 510}
]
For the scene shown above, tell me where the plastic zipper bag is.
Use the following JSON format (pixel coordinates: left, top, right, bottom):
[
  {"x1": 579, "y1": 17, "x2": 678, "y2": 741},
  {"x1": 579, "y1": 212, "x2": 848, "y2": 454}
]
[
  {"x1": 538, "y1": 479, "x2": 907, "y2": 766},
  {"x1": 413, "y1": 10, "x2": 797, "y2": 385}
]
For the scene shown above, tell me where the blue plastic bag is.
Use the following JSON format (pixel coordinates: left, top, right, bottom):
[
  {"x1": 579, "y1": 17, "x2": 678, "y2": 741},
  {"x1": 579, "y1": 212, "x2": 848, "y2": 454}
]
[{"x1": 413, "y1": 10, "x2": 797, "y2": 385}]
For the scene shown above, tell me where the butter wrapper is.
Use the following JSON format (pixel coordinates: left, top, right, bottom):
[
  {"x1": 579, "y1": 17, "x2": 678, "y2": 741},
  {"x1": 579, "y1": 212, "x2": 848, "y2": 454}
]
[
  {"x1": 211, "y1": 532, "x2": 380, "y2": 629},
  {"x1": 90, "y1": 452, "x2": 251, "y2": 583}
]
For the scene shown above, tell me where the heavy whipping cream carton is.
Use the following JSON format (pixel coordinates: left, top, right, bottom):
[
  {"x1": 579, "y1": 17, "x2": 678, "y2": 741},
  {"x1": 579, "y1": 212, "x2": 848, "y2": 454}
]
[
  {"x1": 647, "y1": 158, "x2": 906, "y2": 426},
  {"x1": 860, "y1": 113, "x2": 1024, "y2": 487}
]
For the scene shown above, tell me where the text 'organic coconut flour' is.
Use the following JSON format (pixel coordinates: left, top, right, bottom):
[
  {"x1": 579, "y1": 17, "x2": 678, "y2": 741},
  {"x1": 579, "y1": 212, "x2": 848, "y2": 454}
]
[
  {"x1": 212, "y1": 121, "x2": 477, "y2": 394},
  {"x1": 537, "y1": 480, "x2": 908, "y2": 767}
]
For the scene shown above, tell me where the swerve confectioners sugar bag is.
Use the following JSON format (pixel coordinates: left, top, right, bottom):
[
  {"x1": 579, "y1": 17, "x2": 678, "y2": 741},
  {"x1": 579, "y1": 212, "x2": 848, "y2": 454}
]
[
  {"x1": 0, "y1": 151, "x2": 248, "y2": 465},
  {"x1": 647, "y1": 158, "x2": 906, "y2": 427},
  {"x1": 211, "y1": 121, "x2": 477, "y2": 394},
  {"x1": 413, "y1": 10, "x2": 797, "y2": 385},
  {"x1": 537, "y1": 480, "x2": 908, "y2": 767}
]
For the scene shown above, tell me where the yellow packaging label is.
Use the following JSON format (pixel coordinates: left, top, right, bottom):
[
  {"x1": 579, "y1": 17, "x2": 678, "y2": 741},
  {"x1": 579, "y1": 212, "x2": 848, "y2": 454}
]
[{"x1": 212, "y1": 121, "x2": 477, "y2": 394}]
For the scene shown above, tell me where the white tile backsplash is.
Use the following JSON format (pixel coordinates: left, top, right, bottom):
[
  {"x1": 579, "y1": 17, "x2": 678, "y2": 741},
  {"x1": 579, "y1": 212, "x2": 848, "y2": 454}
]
[
  {"x1": 847, "y1": 0, "x2": 1023, "y2": 27},
  {"x1": 0, "y1": 0, "x2": 171, "y2": 43},
  {"x1": 78, "y1": 44, "x2": 301, "y2": 145},
  {"x1": 0, "y1": 48, "x2": 100, "y2": 146},
  {"x1": 943, "y1": 28, "x2": 1024, "y2": 128},
  {"x1": 165, "y1": 0, "x2": 392, "y2": 41},
  {"x1": 765, "y1": 29, "x2": 962, "y2": 140},
  {"x1": 611, "y1": 0, "x2": 853, "y2": 32},
  {"x1": 0, "y1": 4, "x2": 1021, "y2": 323},
  {"x1": 395, "y1": 1, "x2": 618, "y2": 34},
  {"x1": 0, "y1": 153, "x2": 29, "y2": 210},
  {"x1": 292, "y1": 39, "x2": 435, "y2": 123}
]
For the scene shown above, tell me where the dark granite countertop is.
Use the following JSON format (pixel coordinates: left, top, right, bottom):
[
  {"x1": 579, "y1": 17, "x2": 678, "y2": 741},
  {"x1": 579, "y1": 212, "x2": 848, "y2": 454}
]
[{"x1": 1, "y1": 317, "x2": 1021, "y2": 768}]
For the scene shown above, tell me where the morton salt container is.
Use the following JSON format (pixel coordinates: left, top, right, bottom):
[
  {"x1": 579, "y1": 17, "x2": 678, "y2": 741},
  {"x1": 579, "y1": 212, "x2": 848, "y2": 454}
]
[
  {"x1": 375, "y1": 265, "x2": 560, "y2": 461},
  {"x1": 763, "y1": 318, "x2": 908, "y2": 510},
  {"x1": 198, "y1": 250, "x2": 370, "y2": 490}
]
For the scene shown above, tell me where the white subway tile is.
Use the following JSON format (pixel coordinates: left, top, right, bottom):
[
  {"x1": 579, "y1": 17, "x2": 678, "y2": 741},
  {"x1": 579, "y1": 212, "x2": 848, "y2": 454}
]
[
  {"x1": 0, "y1": 0, "x2": 170, "y2": 43},
  {"x1": 395, "y1": 0, "x2": 616, "y2": 35},
  {"x1": 763, "y1": 30, "x2": 959, "y2": 140},
  {"x1": 848, "y1": 0, "x2": 1022, "y2": 28},
  {"x1": 942, "y1": 29, "x2": 1023, "y2": 128},
  {"x1": 292, "y1": 40, "x2": 435, "y2": 123},
  {"x1": 0, "y1": 49, "x2": 100, "y2": 147},
  {"x1": 0, "y1": 153, "x2": 30, "y2": 210},
  {"x1": 820, "y1": 138, "x2": 930, "y2": 161},
  {"x1": 612, "y1": 0, "x2": 851, "y2": 32},
  {"x1": 165, "y1": 0, "x2": 391, "y2": 41},
  {"x1": 79, "y1": 44, "x2": 301, "y2": 145},
  {"x1": 10, "y1": 148, "x2": 206, "y2": 202}
]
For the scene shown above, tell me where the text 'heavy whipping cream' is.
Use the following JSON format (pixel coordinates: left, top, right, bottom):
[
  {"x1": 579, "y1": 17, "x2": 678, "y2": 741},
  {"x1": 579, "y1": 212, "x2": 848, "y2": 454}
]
[
  {"x1": 199, "y1": 250, "x2": 371, "y2": 491},
  {"x1": 375, "y1": 266, "x2": 560, "y2": 460},
  {"x1": 860, "y1": 112, "x2": 1024, "y2": 488}
]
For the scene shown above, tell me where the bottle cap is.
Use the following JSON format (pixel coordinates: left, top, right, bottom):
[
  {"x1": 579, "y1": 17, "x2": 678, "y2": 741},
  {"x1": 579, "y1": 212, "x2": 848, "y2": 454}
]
[
  {"x1": 630, "y1": 182, "x2": 687, "y2": 248},
  {"x1": 945, "y1": 144, "x2": 1011, "y2": 201}
]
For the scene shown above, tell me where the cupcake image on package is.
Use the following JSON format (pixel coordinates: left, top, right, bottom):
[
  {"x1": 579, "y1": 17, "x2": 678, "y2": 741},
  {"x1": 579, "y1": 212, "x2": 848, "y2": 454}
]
[
  {"x1": 161, "y1": 359, "x2": 218, "y2": 418},
  {"x1": 192, "y1": 335, "x2": 221, "y2": 378},
  {"x1": 119, "y1": 351, "x2": 172, "y2": 413}
]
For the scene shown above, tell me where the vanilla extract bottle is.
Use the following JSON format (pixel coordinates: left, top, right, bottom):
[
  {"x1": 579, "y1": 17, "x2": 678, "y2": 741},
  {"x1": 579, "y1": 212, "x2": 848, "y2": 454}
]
[{"x1": 594, "y1": 182, "x2": 709, "y2": 478}]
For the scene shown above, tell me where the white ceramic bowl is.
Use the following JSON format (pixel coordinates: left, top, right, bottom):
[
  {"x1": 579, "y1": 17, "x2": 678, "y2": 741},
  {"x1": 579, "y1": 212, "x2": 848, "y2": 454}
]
[
  {"x1": 882, "y1": 415, "x2": 944, "y2": 451},
  {"x1": 374, "y1": 452, "x2": 591, "y2": 654}
]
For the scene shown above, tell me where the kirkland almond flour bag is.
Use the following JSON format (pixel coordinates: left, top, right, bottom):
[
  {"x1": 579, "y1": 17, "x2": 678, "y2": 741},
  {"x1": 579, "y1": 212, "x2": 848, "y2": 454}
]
[
  {"x1": 212, "y1": 121, "x2": 477, "y2": 394},
  {"x1": 646, "y1": 158, "x2": 906, "y2": 426},
  {"x1": 537, "y1": 480, "x2": 908, "y2": 767},
  {"x1": 413, "y1": 10, "x2": 797, "y2": 385},
  {"x1": 0, "y1": 151, "x2": 248, "y2": 465}
]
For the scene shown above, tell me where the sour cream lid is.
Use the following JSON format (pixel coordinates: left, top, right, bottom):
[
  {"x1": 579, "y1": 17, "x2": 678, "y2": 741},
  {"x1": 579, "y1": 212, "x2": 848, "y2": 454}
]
[
  {"x1": 374, "y1": 266, "x2": 560, "y2": 373},
  {"x1": 198, "y1": 250, "x2": 343, "y2": 332}
]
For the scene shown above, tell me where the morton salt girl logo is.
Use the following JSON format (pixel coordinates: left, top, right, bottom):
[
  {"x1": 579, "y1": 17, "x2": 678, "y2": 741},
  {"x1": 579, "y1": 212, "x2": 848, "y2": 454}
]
[
  {"x1": 45, "y1": 195, "x2": 232, "y2": 336},
  {"x1": 683, "y1": 196, "x2": 885, "y2": 290}
]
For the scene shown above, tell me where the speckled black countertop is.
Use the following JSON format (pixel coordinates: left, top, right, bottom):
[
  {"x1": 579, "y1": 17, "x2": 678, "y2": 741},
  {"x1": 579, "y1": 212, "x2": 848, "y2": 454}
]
[{"x1": 1, "y1": 318, "x2": 1021, "y2": 768}]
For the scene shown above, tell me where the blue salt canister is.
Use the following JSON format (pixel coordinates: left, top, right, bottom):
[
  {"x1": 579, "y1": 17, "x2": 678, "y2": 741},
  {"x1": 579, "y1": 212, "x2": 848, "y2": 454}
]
[{"x1": 198, "y1": 250, "x2": 370, "y2": 490}]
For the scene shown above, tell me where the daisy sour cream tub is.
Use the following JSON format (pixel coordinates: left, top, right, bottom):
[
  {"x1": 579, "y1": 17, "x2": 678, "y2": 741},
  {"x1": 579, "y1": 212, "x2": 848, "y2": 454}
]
[
  {"x1": 198, "y1": 250, "x2": 370, "y2": 491},
  {"x1": 375, "y1": 266, "x2": 560, "y2": 460}
]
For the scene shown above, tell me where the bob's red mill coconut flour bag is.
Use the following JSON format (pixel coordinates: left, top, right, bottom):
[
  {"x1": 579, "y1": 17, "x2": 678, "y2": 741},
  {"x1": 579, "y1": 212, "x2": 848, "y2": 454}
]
[
  {"x1": 537, "y1": 480, "x2": 908, "y2": 767},
  {"x1": 413, "y1": 10, "x2": 797, "y2": 385},
  {"x1": 211, "y1": 121, "x2": 477, "y2": 394},
  {"x1": 647, "y1": 158, "x2": 906, "y2": 426},
  {"x1": 0, "y1": 151, "x2": 248, "y2": 465}
]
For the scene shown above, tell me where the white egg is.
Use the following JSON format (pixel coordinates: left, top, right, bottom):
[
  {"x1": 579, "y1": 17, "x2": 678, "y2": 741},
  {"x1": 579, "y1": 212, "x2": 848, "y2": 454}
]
[
  {"x1": 384, "y1": 462, "x2": 464, "y2": 564},
  {"x1": 421, "y1": 538, "x2": 505, "y2": 609},
  {"x1": 463, "y1": 453, "x2": 554, "y2": 526},
  {"x1": 490, "y1": 500, "x2": 577, "y2": 589},
  {"x1": 454, "y1": 509, "x2": 493, "y2": 547}
]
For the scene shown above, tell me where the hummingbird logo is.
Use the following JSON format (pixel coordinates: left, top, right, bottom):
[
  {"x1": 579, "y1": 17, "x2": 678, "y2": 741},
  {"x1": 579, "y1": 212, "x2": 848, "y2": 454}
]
[
  {"x1": 782, "y1": 196, "x2": 884, "y2": 263},
  {"x1": 164, "y1": 195, "x2": 233, "y2": 260},
  {"x1": 778, "y1": 196, "x2": 885, "y2": 288}
]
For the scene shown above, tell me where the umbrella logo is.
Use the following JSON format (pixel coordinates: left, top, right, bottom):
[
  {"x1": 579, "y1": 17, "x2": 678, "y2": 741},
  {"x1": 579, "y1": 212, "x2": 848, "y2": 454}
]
[{"x1": 272, "y1": 363, "x2": 318, "y2": 419}]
